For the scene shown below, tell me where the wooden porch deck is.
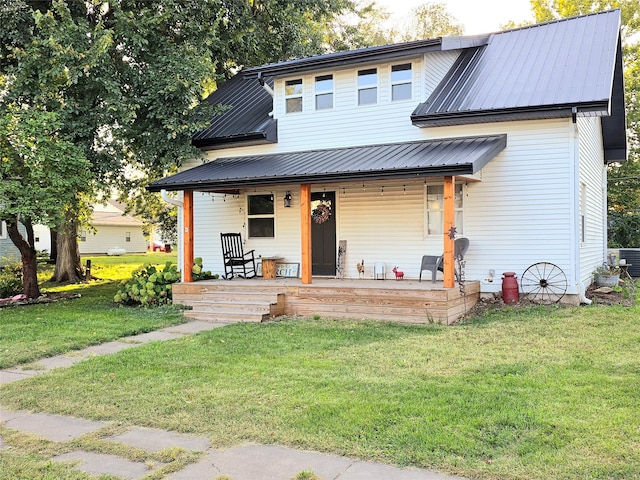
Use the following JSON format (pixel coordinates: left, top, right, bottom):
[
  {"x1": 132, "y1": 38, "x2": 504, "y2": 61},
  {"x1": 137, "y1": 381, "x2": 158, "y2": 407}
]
[{"x1": 172, "y1": 278, "x2": 480, "y2": 325}]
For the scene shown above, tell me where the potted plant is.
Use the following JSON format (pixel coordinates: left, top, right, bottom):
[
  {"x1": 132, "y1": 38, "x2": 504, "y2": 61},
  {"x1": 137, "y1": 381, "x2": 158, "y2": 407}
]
[{"x1": 593, "y1": 263, "x2": 621, "y2": 287}]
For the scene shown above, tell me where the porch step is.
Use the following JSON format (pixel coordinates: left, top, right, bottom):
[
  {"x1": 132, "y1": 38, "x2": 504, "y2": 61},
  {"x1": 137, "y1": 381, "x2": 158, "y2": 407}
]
[{"x1": 175, "y1": 289, "x2": 285, "y2": 324}]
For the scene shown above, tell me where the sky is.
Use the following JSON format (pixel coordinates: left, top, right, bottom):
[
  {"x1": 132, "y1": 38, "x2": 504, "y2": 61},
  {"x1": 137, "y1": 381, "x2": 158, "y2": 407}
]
[{"x1": 375, "y1": 0, "x2": 535, "y2": 35}]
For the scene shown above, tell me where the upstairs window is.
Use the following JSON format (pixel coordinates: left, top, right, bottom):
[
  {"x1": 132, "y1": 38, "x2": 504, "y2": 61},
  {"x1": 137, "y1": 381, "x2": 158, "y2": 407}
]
[
  {"x1": 391, "y1": 63, "x2": 412, "y2": 101},
  {"x1": 426, "y1": 184, "x2": 464, "y2": 235},
  {"x1": 285, "y1": 79, "x2": 303, "y2": 113},
  {"x1": 248, "y1": 194, "x2": 275, "y2": 238},
  {"x1": 315, "y1": 74, "x2": 333, "y2": 110},
  {"x1": 357, "y1": 68, "x2": 377, "y2": 105}
]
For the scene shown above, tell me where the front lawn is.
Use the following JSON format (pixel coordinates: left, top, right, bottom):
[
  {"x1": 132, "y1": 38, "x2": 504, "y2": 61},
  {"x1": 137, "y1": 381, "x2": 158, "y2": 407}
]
[
  {"x1": 0, "y1": 253, "x2": 184, "y2": 369},
  {"x1": 2, "y1": 304, "x2": 639, "y2": 480}
]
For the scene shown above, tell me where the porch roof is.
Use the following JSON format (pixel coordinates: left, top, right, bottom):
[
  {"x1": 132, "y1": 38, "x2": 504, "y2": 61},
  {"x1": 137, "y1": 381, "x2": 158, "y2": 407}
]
[{"x1": 148, "y1": 134, "x2": 507, "y2": 192}]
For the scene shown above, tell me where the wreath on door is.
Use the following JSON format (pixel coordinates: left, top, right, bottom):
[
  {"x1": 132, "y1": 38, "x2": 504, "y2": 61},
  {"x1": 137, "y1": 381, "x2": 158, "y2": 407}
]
[{"x1": 311, "y1": 203, "x2": 331, "y2": 224}]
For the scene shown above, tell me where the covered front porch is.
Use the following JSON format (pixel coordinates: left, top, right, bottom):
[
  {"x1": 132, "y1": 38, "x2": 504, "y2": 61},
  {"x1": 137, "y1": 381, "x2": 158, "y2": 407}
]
[{"x1": 173, "y1": 277, "x2": 480, "y2": 325}]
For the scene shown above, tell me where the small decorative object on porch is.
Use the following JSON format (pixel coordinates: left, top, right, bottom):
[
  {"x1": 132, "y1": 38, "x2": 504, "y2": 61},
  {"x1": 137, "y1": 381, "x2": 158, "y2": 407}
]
[
  {"x1": 311, "y1": 203, "x2": 331, "y2": 224},
  {"x1": 374, "y1": 262, "x2": 386, "y2": 280},
  {"x1": 357, "y1": 259, "x2": 365, "y2": 278},
  {"x1": 337, "y1": 240, "x2": 347, "y2": 279},
  {"x1": 392, "y1": 266, "x2": 404, "y2": 280}
]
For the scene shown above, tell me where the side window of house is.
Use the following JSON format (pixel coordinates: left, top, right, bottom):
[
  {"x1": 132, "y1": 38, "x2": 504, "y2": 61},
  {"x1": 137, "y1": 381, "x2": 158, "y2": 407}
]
[
  {"x1": 391, "y1": 63, "x2": 412, "y2": 101},
  {"x1": 285, "y1": 79, "x2": 303, "y2": 113},
  {"x1": 248, "y1": 194, "x2": 275, "y2": 238},
  {"x1": 357, "y1": 68, "x2": 377, "y2": 105},
  {"x1": 426, "y1": 184, "x2": 464, "y2": 235},
  {"x1": 79, "y1": 232, "x2": 87, "y2": 242},
  {"x1": 126, "y1": 231, "x2": 131, "y2": 242},
  {"x1": 315, "y1": 74, "x2": 333, "y2": 110}
]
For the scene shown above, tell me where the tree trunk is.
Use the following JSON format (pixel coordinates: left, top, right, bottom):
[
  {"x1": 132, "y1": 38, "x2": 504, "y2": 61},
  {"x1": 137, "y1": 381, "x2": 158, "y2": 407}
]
[
  {"x1": 6, "y1": 217, "x2": 40, "y2": 299},
  {"x1": 53, "y1": 212, "x2": 84, "y2": 283},
  {"x1": 49, "y1": 228, "x2": 58, "y2": 263}
]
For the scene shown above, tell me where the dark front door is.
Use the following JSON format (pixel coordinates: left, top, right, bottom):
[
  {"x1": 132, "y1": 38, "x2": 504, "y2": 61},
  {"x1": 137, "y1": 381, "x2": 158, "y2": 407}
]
[{"x1": 311, "y1": 191, "x2": 336, "y2": 276}]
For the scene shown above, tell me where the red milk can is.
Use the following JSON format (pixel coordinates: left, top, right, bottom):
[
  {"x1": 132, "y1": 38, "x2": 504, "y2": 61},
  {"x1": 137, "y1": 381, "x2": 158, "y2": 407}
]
[{"x1": 502, "y1": 272, "x2": 519, "y2": 304}]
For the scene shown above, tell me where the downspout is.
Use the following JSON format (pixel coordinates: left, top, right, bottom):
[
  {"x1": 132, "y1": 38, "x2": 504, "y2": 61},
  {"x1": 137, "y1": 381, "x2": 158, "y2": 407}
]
[
  {"x1": 257, "y1": 72, "x2": 275, "y2": 97},
  {"x1": 160, "y1": 189, "x2": 186, "y2": 282},
  {"x1": 571, "y1": 115, "x2": 592, "y2": 304},
  {"x1": 161, "y1": 189, "x2": 183, "y2": 208},
  {"x1": 257, "y1": 72, "x2": 275, "y2": 117}
]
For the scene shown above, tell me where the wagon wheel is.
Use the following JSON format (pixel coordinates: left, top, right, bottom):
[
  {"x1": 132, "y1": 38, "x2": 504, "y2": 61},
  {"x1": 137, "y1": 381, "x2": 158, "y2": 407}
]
[{"x1": 520, "y1": 262, "x2": 567, "y2": 304}]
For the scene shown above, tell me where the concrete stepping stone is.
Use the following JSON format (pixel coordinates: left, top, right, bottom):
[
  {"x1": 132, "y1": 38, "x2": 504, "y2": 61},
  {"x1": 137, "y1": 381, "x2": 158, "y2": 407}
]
[
  {"x1": 340, "y1": 460, "x2": 465, "y2": 479},
  {"x1": 165, "y1": 321, "x2": 227, "y2": 334},
  {"x1": 122, "y1": 330, "x2": 184, "y2": 344},
  {"x1": 2, "y1": 411, "x2": 106, "y2": 442},
  {"x1": 107, "y1": 426, "x2": 209, "y2": 453},
  {"x1": 169, "y1": 444, "x2": 353, "y2": 480},
  {"x1": 53, "y1": 450, "x2": 154, "y2": 479},
  {"x1": 0, "y1": 369, "x2": 41, "y2": 384}
]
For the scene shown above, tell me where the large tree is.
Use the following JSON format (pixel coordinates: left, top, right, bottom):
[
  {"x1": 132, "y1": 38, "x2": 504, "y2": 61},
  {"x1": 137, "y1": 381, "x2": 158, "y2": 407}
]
[
  {"x1": 1, "y1": 0, "x2": 353, "y2": 293},
  {"x1": 398, "y1": 2, "x2": 464, "y2": 42},
  {"x1": 0, "y1": 107, "x2": 91, "y2": 297},
  {"x1": 529, "y1": 0, "x2": 640, "y2": 247}
]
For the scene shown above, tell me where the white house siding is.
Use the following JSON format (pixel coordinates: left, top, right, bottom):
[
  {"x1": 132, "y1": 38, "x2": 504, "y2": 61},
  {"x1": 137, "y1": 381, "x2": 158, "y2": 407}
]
[
  {"x1": 79, "y1": 226, "x2": 147, "y2": 254},
  {"x1": 186, "y1": 118, "x2": 578, "y2": 293},
  {"x1": 423, "y1": 50, "x2": 460, "y2": 99},
  {"x1": 577, "y1": 117, "x2": 607, "y2": 286}
]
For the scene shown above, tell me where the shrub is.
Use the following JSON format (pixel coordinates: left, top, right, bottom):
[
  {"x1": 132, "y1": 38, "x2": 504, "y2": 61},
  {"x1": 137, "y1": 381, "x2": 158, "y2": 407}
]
[
  {"x1": 192, "y1": 257, "x2": 218, "y2": 281},
  {"x1": 0, "y1": 262, "x2": 22, "y2": 298},
  {"x1": 114, "y1": 261, "x2": 180, "y2": 306}
]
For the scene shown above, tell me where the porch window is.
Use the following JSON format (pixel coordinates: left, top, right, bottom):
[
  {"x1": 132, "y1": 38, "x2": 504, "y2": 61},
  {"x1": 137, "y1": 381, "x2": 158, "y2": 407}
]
[
  {"x1": 391, "y1": 63, "x2": 412, "y2": 101},
  {"x1": 358, "y1": 68, "x2": 377, "y2": 105},
  {"x1": 426, "y1": 184, "x2": 464, "y2": 235},
  {"x1": 285, "y1": 79, "x2": 303, "y2": 113},
  {"x1": 315, "y1": 74, "x2": 333, "y2": 110},
  {"x1": 248, "y1": 194, "x2": 275, "y2": 238}
]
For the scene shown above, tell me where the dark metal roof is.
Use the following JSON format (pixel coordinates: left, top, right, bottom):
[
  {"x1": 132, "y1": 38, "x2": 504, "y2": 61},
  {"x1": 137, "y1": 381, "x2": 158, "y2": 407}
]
[
  {"x1": 411, "y1": 10, "x2": 626, "y2": 161},
  {"x1": 192, "y1": 74, "x2": 277, "y2": 150},
  {"x1": 148, "y1": 135, "x2": 507, "y2": 192},
  {"x1": 241, "y1": 36, "x2": 490, "y2": 78}
]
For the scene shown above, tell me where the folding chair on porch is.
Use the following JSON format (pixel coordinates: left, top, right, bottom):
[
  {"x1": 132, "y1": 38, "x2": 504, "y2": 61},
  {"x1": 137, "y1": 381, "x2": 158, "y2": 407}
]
[{"x1": 220, "y1": 233, "x2": 257, "y2": 279}]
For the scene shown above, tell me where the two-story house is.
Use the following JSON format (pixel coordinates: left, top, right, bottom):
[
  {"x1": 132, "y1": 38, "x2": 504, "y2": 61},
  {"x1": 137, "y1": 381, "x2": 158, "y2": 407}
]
[{"x1": 149, "y1": 10, "x2": 626, "y2": 323}]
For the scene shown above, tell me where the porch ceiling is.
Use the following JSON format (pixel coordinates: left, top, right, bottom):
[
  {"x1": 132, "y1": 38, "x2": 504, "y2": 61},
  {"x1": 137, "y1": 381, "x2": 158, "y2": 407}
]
[{"x1": 148, "y1": 134, "x2": 507, "y2": 192}]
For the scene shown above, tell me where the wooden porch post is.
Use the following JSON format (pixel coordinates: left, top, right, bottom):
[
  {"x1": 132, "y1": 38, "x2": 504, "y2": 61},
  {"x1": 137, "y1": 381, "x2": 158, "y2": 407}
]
[
  {"x1": 443, "y1": 176, "x2": 455, "y2": 288},
  {"x1": 300, "y1": 184, "x2": 312, "y2": 284},
  {"x1": 183, "y1": 190, "x2": 194, "y2": 283}
]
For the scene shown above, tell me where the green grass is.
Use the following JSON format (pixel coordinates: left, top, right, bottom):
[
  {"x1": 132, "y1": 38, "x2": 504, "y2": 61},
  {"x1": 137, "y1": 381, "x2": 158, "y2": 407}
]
[
  {"x1": 2, "y1": 304, "x2": 639, "y2": 479},
  {"x1": 0, "y1": 253, "x2": 184, "y2": 369}
]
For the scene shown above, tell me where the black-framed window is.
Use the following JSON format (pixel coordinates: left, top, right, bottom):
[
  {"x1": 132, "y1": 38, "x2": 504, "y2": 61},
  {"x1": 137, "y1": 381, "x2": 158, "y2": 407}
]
[
  {"x1": 248, "y1": 194, "x2": 275, "y2": 238},
  {"x1": 358, "y1": 68, "x2": 377, "y2": 105},
  {"x1": 315, "y1": 74, "x2": 333, "y2": 110},
  {"x1": 391, "y1": 63, "x2": 412, "y2": 101},
  {"x1": 285, "y1": 79, "x2": 303, "y2": 113}
]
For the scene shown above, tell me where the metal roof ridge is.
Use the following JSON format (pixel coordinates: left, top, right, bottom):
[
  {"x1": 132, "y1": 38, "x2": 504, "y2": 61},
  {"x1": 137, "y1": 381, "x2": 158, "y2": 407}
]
[{"x1": 490, "y1": 8, "x2": 620, "y2": 37}]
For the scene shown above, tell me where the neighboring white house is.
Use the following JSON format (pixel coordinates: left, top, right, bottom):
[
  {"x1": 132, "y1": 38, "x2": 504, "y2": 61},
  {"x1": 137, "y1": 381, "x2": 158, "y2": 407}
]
[
  {"x1": 149, "y1": 10, "x2": 627, "y2": 303},
  {"x1": 78, "y1": 201, "x2": 147, "y2": 255}
]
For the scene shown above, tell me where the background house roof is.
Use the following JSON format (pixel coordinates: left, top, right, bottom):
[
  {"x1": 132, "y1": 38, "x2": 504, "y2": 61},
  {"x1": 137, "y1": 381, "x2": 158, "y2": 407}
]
[
  {"x1": 149, "y1": 135, "x2": 507, "y2": 192},
  {"x1": 411, "y1": 9, "x2": 626, "y2": 161}
]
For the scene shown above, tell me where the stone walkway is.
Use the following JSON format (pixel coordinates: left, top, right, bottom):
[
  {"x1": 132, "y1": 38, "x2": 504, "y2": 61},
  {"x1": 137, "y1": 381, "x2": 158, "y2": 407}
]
[{"x1": 0, "y1": 320, "x2": 467, "y2": 480}]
